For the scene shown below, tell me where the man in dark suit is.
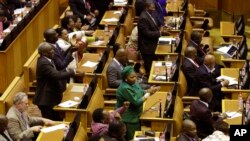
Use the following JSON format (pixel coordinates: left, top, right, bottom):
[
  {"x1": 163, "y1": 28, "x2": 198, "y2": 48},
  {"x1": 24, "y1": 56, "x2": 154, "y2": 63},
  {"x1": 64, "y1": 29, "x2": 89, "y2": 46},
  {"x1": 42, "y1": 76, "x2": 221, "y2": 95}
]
[
  {"x1": 138, "y1": 0, "x2": 169, "y2": 75},
  {"x1": 189, "y1": 54, "x2": 229, "y2": 111},
  {"x1": 107, "y1": 48, "x2": 128, "y2": 88},
  {"x1": 33, "y1": 42, "x2": 84, "y2": 120},
  {"x1": 181, "y1": 47, "x2": 199, "y2": 93},
  {"x1": 44, "y1": 28, "x2": 75, "y2": 71},
  {"x1": 68, "y1": 0, "x2": 99, "y2": 27},
  {"x1": 190, "y1": 88, "x2": 225, "y2": 139},
  {"x1": 176, "y1": 119, "x2": 199, "y2": 141}
]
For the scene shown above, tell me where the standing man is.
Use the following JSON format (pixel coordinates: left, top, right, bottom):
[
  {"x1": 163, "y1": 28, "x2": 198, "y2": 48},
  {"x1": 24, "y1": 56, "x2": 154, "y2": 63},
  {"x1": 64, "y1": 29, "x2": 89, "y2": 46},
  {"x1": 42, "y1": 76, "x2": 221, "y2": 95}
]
[
  {"x1": 68, "y1": 0, "x2": 99, "y2": 28},
  {"x1": 33, "y1": 42, "x2": 84, "y2": 120},
  {"x1": 181, "y1": 47, "x2": 199, "y2": 94},
  {"x1": 7, "y1": 92, "x2": 55, "y2": 141},
  {"x1": 138, "y1": 0, "x2": 169, "y2": 75}
]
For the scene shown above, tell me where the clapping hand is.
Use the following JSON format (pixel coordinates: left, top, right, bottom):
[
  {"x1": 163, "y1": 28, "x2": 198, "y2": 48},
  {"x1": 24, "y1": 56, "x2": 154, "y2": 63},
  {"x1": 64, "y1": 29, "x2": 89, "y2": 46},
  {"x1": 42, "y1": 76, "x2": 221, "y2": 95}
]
[{"x1": 147, "y1": 85, "x2": 161, "y2": 94}]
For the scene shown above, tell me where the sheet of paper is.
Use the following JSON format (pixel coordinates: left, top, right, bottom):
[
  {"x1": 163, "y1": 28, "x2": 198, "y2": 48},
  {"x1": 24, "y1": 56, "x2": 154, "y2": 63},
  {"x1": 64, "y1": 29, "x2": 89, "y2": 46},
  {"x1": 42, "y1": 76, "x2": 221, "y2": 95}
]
[
  {"x1": 216, "y1": 75, "x2": 238, "y2": 86},
  {"x1": 58, "y1": 100, "x2": 79, "y2": 108},
  {"x1": 216, "y1": 46, "x2": 230, "y2": 54},
  {"x1": 114, "y1": 2, "x2": 127, "y2": 5},
  {"x1": 82, "y1": 61, "x2": 98, "y2": 68},
  {"x1": 114, "y1": 11, "x2": 122, "y2": 14},
  {"x1": 14, "y1": 8, "x2": 24, "y2": 15},
  {"x1": 134, "y1": 137, "x2": 159, "y2": 141},
  {"x1": 103, "y1": 17, "x2": 119, "y2": 22},
  {"x1": 41, "y1": 123, "x2": 67, "y2": 133},
  {"x1": 226, "y1": 111, "x2": 242, "y2": 119},
  {"x1": 154, "y1": 62, "x2": 163, "y2": 67},
  {"x1": 90, "y1": 40, "x2": 105, "y2": 45},
  {"x1": 71, "y1": 85, "x2": 84, "y2": 93},
  {"x1": 159, "y1": 37, "x2": 175, "y2": 43},
  {"x1": 153, "y1": 75, "x2": 166, "y2": 81}
]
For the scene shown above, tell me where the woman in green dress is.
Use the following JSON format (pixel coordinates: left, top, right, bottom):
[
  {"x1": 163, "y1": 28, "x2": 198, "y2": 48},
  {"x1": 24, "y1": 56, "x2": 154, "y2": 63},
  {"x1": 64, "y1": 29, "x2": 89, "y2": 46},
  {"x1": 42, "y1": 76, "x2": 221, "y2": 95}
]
[{"x1": 116, "y1": 66, "x2": 160, "y2": 140}]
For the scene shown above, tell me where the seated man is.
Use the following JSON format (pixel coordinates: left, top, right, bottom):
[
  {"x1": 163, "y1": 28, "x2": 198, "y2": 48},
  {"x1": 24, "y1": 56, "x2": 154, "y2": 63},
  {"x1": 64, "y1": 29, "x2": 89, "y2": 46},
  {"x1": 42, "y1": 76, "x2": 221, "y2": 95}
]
[
  {"x1": 177, "y1": 119, "x2": 199, "y2": 141},
  {"x1": 0, "y1": 114, "x2": 13, "y2": 141},
  {"x1": 107, "y1": 48, "x2": 150, "y2": 89},
  {"x1": 7, "y1": 92, "x2": 55, "y2": 141},
  {"x1": 202, "y1": 121, "x2": 229, "y2": 141},
  {"x1": 190, "y1": 88, "x2": 226, "y2": 139},
  {"x1": 107, "y1": 48, "x2": 128, "y2": 88}
]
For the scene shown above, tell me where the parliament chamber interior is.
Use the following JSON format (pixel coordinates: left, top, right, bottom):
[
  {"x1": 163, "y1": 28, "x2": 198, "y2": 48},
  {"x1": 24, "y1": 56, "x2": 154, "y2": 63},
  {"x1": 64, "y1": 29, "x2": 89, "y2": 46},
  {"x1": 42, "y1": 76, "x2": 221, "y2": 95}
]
[{"x1": 0, "y1": 0, "x2": 250, "y2": 141}]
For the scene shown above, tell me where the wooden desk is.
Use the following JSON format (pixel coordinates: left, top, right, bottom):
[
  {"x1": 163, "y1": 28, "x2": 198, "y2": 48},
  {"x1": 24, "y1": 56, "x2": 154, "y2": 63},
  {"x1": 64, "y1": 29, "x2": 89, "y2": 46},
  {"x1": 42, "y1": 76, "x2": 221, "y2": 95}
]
[
  {"x1": 77, "y1": 53, "x2": 100, "y2": 73},
  {"x1": 54, "y1": 84, "x2": 104, "y2": 130},
  {"x1": 222, "y1": 99, "x2": 242, "y2": 125},
  {"x1": 155, "y1": 37, "x2": 179, "y2": 59},
  {"x1": 220, "y1": 21, "x2": 243, "y2": 42},
  {"x1": 221, "y1": 56, "x2": 245, "y2": 68},
  {"x1": 87, "y1": 30, "x2": 113, "y2": 53},
  {"x1": 221, "y1": 68, "x2": 250, "y2": 99},
  {"x1": 134, "y1": 131, "x2": 161, "y2": 140},
  {"x1": 0, "y1": 0, "x2": 59, "y2": 93},
  {"x1": 100, "y1": 10, "x2": 121, "y2": 30},
  {"x1": 140, "y1": 92, "x2": 173, "y2": 131},
  {"x1": 148, "y1": 61, "x2": 177, "y2": 91}
]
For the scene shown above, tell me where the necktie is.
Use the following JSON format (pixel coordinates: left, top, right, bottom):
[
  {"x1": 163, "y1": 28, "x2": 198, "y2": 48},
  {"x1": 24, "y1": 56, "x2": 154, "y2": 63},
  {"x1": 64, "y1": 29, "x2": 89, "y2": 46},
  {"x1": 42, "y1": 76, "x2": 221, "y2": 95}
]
[
  {"x1": 21, "y1": 114, "x2": 29, "y2": 128},
  {"x1": 146, "y1": 11, "x2": 157, "y2": 27}
]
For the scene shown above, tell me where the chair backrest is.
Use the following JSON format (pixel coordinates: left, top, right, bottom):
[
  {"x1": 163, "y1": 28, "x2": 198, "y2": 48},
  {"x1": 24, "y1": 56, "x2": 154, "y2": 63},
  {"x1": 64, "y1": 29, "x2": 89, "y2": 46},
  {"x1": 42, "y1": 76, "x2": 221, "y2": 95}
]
[
  {"x1": 0, "y1": 76, "x2": 25, "y2": 114},
  {"x1": 115, "y1": 26, "x2": 126, "y2": 47},
  {"x1": 171, "y1": 96, "x2": 184, "y2": 138},
  {"x1": 178, "y1": 70, "x2": 187, "y2": 98},
  {"x1": 235, "y1": 15, "x2": 244, "y2": 29},
  {"x1": 123, "y1": 8, "x2": 134, "y2": 37},
  {"x1": 23, "y1": 50, "x2": 39, "y2": 92},
  {"x1": 187, "y1": 3, "x2": 195, "y2": 17}
]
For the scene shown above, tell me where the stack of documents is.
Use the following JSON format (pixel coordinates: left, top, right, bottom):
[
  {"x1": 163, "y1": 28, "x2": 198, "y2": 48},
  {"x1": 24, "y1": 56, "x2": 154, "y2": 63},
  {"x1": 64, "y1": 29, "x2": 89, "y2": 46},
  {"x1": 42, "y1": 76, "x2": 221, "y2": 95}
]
[
  {"x1": 58, "y1": 100, "x2": 79, "y2": 108},
  {"x1": 216, "y1": 75, "x2": 238, "y2": 86}
]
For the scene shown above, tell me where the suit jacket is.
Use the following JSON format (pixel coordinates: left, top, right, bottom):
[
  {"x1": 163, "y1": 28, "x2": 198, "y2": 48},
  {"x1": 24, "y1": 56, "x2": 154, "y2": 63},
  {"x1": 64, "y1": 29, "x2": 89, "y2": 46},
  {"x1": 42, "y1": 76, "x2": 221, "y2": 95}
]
[
  {"x1": 181, "y1": 58, "x2": 198, "y2": 93},
  {"x1": 69, "y1": 0, "x2": 96, "y2": 21},
  {"x1": 33, "y1": 56, "x2": 75, "y2": 106},
  {"x1": 190, "y1": 100, "x2": 214, "y2": 139},
  {"x1": 188, "y1": 41, "x2": 205, "y2": 65},
  {"x1": 177, "y1": 133, "x2": 199, "y2": 141},
  {"x1": 107, "y1": 59, "x2": 123, "y2": 88},
  {"x1": 52, "y1": 43, "x2": 73, "y2": 71},
  {"x1": 6, "y1": 106, "x2": 44, "y2": 141},
  {"x1": 189, "y1": 65, "x2": 222, "y2": 97},
  {"x1": 138, "y1": 10, "x2": 161, "y2": 55}
]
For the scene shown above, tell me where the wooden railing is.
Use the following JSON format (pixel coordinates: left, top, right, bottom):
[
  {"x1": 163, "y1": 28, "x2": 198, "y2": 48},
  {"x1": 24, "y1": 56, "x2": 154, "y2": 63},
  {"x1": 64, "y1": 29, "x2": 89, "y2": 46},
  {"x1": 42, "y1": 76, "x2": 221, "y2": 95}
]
[{"x1": 0, "y1": 0, "x2": 59, "y2": 93}]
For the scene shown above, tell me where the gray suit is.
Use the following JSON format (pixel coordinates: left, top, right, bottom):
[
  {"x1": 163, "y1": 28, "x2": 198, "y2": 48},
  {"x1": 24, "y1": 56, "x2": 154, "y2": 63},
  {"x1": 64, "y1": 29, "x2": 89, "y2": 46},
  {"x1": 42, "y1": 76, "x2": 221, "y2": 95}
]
[
  {"x1": 6, "y1": 107, "x2": 44, "y2": 141},
  {"x1": 107, "y1": 59, "x2": 123, "y2": 88}
]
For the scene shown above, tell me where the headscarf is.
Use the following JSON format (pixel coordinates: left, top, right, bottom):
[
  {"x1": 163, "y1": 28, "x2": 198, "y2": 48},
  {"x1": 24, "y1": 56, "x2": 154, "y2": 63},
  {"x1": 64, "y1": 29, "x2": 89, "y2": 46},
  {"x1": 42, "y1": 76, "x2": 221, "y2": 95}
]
[{"x1": 121, "y1": 66, "x2": 135, "y2": 80}]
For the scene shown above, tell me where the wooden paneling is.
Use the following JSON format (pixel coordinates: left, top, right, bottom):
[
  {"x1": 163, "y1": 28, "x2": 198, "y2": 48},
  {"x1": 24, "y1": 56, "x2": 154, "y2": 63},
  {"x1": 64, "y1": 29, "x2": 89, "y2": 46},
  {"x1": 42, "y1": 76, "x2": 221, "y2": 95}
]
[
  {"x1": 0, "y1": 0, "x2": 59, "y2": 93},
  {"x1": 221, "y1": 0, "x2": 250, "y2": 15},
  {"x1": 189, "y1": 0, "x2": 219, "y2": 11}
]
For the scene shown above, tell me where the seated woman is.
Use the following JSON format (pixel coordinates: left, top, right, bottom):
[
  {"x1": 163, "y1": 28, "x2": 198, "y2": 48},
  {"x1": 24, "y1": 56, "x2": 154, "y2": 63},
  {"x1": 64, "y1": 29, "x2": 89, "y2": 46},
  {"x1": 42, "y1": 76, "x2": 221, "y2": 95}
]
[
  {"x1": 0, "y1": 8, "x2": 10, "y2": 31},
  {"x1": 116, "y1": 66, "x2": 160, "y2": 140},
  {"x1": 61, "y1": 16, "x2": 75, "y2": 33}
]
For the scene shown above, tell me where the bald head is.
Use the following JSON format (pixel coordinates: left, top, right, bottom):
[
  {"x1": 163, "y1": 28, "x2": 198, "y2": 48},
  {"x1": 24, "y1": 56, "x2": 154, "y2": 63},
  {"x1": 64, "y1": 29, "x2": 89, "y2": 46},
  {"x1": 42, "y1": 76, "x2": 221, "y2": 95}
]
[
  {"x1": 199, "y1": 88, "x2": 213, "y2": 103},
  {"x1": 182, "y1": 119, "x2": 197, "y2": 138},
  {"x1": 43, "y1": 28, "x2": 58, "y2": 43},
  {"x1": 115, "y1": 48, "x2": 128, "y2": 66},
  {"x1": 38, "y1": 42, "x2": 54, "y2": 59},
  {"x1": 0, "y1": 114, "x2": 8, "y2": 133},
  {"x1": 191, "y1": 31, "x2": 202, "y2": 44},
  {"x1": 204, "y1": 54, "x2": 216, "y2": 70},
  {"x1": 185, "y1": 47, "x2": 197, "y2": 59}
]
